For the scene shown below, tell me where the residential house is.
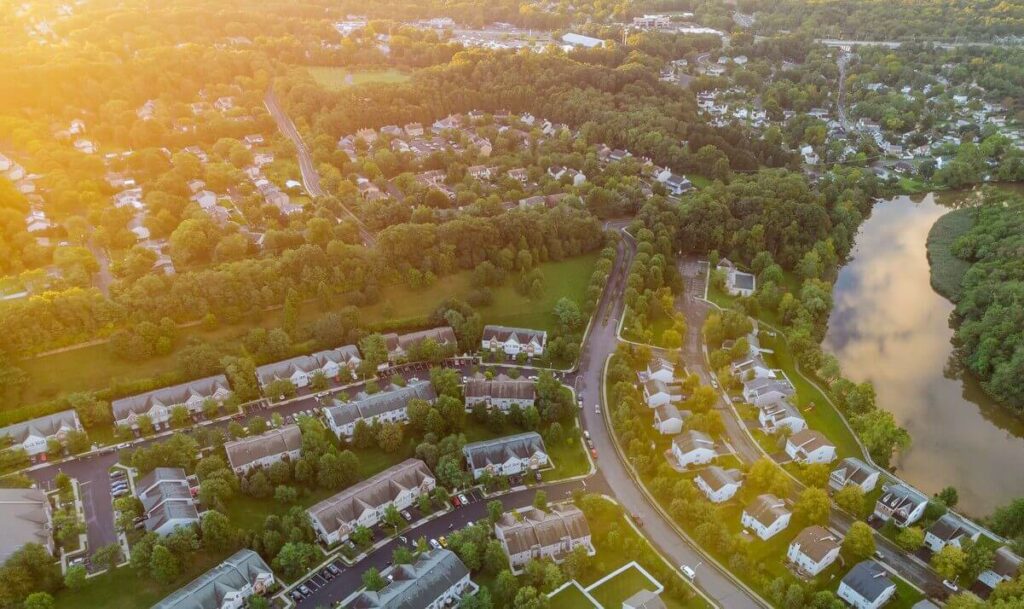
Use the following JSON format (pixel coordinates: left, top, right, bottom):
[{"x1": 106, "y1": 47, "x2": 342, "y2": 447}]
[
  {"x1": 923, "y1": 514, "x2": 981, "y2": 553},
  {"x1": 608, "y1": 149, "x2": 631, "y2": 163},
  {"x1": 463, "y1": 432, "x2": 549, "y2": 479},
  {"x1": 152, "y1": 549, "x2": 275, "y2": 609},
  {"x1": 506, "y1": 168, "x2": 529, "y2": 184},
  {"x1": 192, "y1": 190, "x2": 217, "y2": 209},
  {"x1": 467, "y1": 165, "x2": 492, "y2": 180},
  {"x1": 325, "y1": 381, "x2": 436, "y2": 438},
  {"x1": 73, "y1": 139, "x2": 96, "y2": 154},
  {"x1": 214, "y1": 96, "x2": 234, "y2": 111},
  {"x1": 694, "y1": 466, "x2": 743, "y2": 503},
  {"x1": 758, "y1": 400, "x2": 806, "y2": 434},
  {"x1": 350, "y1": 549, "x2": 477, "y2": 609},
  {"x1": 0, "y1": 410, "x2": 82, "y2": 458},
  {"x1": 663, "y1": 173, "x2": 692, "y2": 195},
  {"x1": 638, "y1": 358, "x2": 675, "y2": 384},
  {"x1": 654, "y1": 403, "x2": 687, "y2": 435},
  {"x1": 787, "y1": 525, "x2": 842, "y2": 576},
  {"x1": 741, "y1": 494, "x2": 792, "y2": 541},
  {"x1": 481, "y1": 325, "x2": 547, "y2": 358},
  {"x1": 355, "y1": 128, "x2": 377, "y2": 144},
  {"x1": 469, "y1": 135, "x2": 492, "y2": 156},
  {"x1": 978, "y1": 547, "x2": 1022, "y2": 589},
  {"x1": 671, "y1": 430, "x2": 717, "y2": 468},
  {"x1": 0, "y1": 489, "x2": 53, "y2": 563},
  {"x1": 838, "y1": 561, "x2": 896, "y2": 609},
  {"x1": 381, "y1": 327, "x2": 458, "y2": 363},
  {"x1": 223, "y1": 425, "x2": 303, "y2": 476},
  {"x1": 308, "y1": 459, "x2": 435, "y2": 545},
  {"x1": 873, "y1": 484, "x2": 928, "y2": 527},
  {"x1": 404, "y1": 122, "x2": 425, "y2": 137},
  {"x1": 494, "y1": 504, "x2": 595, "y2": 573},
  {"x1": 829, "y1": 457, "x2": 880, "y2": 493},
  {"x1": 561, "y1": 33, "x2": 604, "y2": 48},
  {"x1": 623, "y1": 589, "x2": 668, "y2": 609},
  {"x1": 136, "y1": 467, "x2": 199, "y2": 536},
  {"x1": 642, "y1": 378, "x2": 685, "y2": 408},
  {"x1": 784, "y1": 429, "x2": 836, "y2": 464},
  {"x1": 742, "y1": 376, "x2": 795, "y2": 407},
  {"x1": 801, "y1": 145, "x2": 820, "y2": 165},
  {"x1": 464, "y1": 375, "x2": 536, "y2": 411},
  {"x1": 112, "y1": 375, "x2": 232, "y2": 431},
  {"x1": 255, "y1": 346, "x2": 361, "y2": 390}
]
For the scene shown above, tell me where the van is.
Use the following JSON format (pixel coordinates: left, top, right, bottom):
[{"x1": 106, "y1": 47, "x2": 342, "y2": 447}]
[{"x1": 680, "y1": 565, "x2": 696, "y2": 580}]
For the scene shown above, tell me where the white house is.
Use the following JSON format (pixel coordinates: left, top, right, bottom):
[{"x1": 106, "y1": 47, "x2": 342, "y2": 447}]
[
  {"x1": 694, "y1": 466, "x2": 743, "y2": 503},
  {"x1": 381, "y1": 327, "x2": 458, "y2": 362},
  {"x1": 978, "y1": 547, "x2": 1022, "y2": 590},
  {"x1": 494, "y1": 504, "x2": 594, "y2": 573},
  {"x1": 464, "y1": 375, "x2": 536, "y2": 411},
  {"x1": 0, "y1": 410, "x2": 82, "y2": 458},
  {"x1": 838, "y1": 561, "x2": 896, "y2": 609},
  {"x1": 784, "y1": 429, "x2": 837, "y2": 465},
  {"x1": 639, "y1": 358, "x2": 675, "y2": 384},
  {"x1": 136, "y1": 468, "x2": 199, "y2": 537},
  {"x1": 308, "y1": 459, "x2": 435, "y2": 545},
  {"x1": 923, "y1": 514, "x2": 981, "y2": 553},
  {"x1": 481, "y1": 325, "x2": 547, "y2": 357},
  {"x1": 153, "y1": 549, "x2": 275, "y2": 609},
  {"x1": 112, "y1": 375, "x2": 232, "y2": 431},
  {"x1": 325, "y1": 381, "x2": 436, "y2": 438},
  {"x1": 758, "y1": 400, "x2": 806, "y2": 434},
  {"x1": 463, "y1": 432, "x2": 548, "y2": 479},
  {"x1": 787, "y1": 525, "x2": 842, "y2": 576},
  {"x1": 741, "y1": 494, "x2": 791, "y2": 541},
  {"x1": 255, "y1": 345, "x2": 361, "y2": 389},
  {"x1": 642, "y1": 378, "x2": 685, "y2": 408},
  {"x1": 223, "y1": 425, "x2": 303, "y2": 475},
  {"x1": 873, "y1": 484, "x2": 928, "y2": 527},
  {"x1": 742, "y1": 376, "x2": 795, "y2": 407},
  {"x1": 350, "y1": 549, "x2": 477, "y2": 609},
  {"x1": 654, "y1": 403, "x2": 687, "y2": 435},
  {"x1": 671, "y1": 430, "x2": 717, "y2": 468},
  {"x1": 829, "y1": 457, "x2": 880, "y2": 493}
]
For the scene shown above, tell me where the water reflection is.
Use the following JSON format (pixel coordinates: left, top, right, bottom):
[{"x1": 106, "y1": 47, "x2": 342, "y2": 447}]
[{"x1": 823, "y1": 192, "x2": 1024, "y2": 517}]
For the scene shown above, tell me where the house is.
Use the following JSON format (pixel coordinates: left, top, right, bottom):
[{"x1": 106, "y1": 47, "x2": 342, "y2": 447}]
[
  {"x1": 654, "y1": 403, "x2": 687, "y2": 435},
  {"x1": 923, "y1": 514, "x2": 981, "y2": 553},
  {"x1": 829, "y1": 457, "x2": 880, "y2": 493},
  {"x1": 243, "y1": 134, "x2": 264, "y2": 148},
  {"x1": 136, "y1": 468, "x2": 199, "y2": 536},
  {"x1": 464, "y1": 375, "x2": 536, "y2": 411},
  {"x1": 494, "y1": 504, "x2": 594, "y2": 573},
  {"x1": 463, "y1": 432, "x2": 549, "y2": 479},
  {"x1": 350, "y1": 549, "x2": 477, "y2": 609},
  {"x1": 639, "y1": 358, "x2": 675, "y2": 383},
  {"x1": 608, "y1": 149, "x2": 631, "y2": 163},
  {"x1": 481, "y1": 325, "x2": 547, "y2": 357},
  {"x1": 192, "y1": 190, "x2": 217, "y2": 209},
  {"x1": 112, "y1": 375, "x2": 232, "y2": 431},
  {"x1": 73, "y1": 139, "x2": 96, "y2": 154},
  {"x1": 671, "y1": 430, "x2": 717, "y2": 468},
  {"x1": 694, "y1": 466, "x2": 743, "y2": 503},
  {"x1": 152, "y1": 549, "x2": 275, "y2": 609},
  {"x1": 784, "y1": 429, "x2": 836, "y2": 464},
  {"x1": 0, "y1": 489, "x2": 53, "y2": 563},
  {"x1": 214, "y1": 96, "x2": 234, "y2": 111},
  {"x1": 325, "y1": 381, "x2": 436, "y2": 438},
  {"x1": 742, "y1": 376, "x2": 795, "y2": 407},
  {"x1": 506, "y1": 168, "x2": 529, "y2": 184},
  {"x1": 633, "y1": 14, "x2": 672, "y2": 28},
  {"x1": 223, "y1": 425, "x2": 302, "y2": 475},
  {"x1": 838, "y1": 561, "x2": 896, "y2": 609},
  {"x1": 307, "y1": 459, "x2": 435, "y2": 545},
  {"x1": 642, "y1": 378, "x2": 685, "y2": 408},
  {"x1": 0, "y1": 410, "x2": 82, "y2": 458},
  {"x1": 741, "y1": 494, "x2": 791, "y2": 541},
  {"x1": 381, "y1": 327, "x2": 459, "y2": 362},
  {"x1": 469, "y1": 135, "x2": 492, "y2": 157},
  {"x1": 255, "y1": 346, "x2": 361, "y2": 390},
  {"x1": 467, "y1": 165, "x2": 492, "y2": 180},
  {"x1": 978, "y1": 547, "x2": 1022, "y2": 589},
  {"x1": 403, "y1": 122, "x2": 425, "y2": 137},
  {"x1": 758, "y1": 400, "x2": 806, "y2": 434},
  {"x1": 355, "y1": 128, "x2": 377, "y2": 144},
  {"x1": 801, "y1": 145, "x2": 820, "y2": 165},
  {"x1": 787, "y1": 525, "x2": 842, "y2": 576},
  {"x1": 873, "y1": 484, "x2": 928, "y2": 527},
  {"x1": 561, "y1": 33, "x2": 603, "y2": 48}
]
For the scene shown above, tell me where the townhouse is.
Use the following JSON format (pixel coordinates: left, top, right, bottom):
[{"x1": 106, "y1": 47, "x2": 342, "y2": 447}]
[
  {"x1": 255, "y1": 346, "x2": 361, "y2": 390},
  {"x1": 112, "y1": 375, "x2": 232, "y2": 431},
  {"x1": 494, "y1": 504, "x2": 594, "y2": 573},
  {"x1": 308, "y1": 459, "x2": 435, "y2": 545},
  {"x1": 741, "y1": 494, "x2": 791, "y2": 541},
  {"x1": 463, "y1": 432, "x2": 549, "y2": 479},
  {"x1": 324, "y1": 381, "x2": 436, "y2": 438},
  {"x1": 838, "y1": 561, "x2": 896, "y2": 609},
  {"x1": 350, "y1": 549, "x2": 477, "y2": 609},
  {"x1": 829, "y1": 457, "x2": 880, "y2": 493},
  {"x1": 481, "y1": 325, "x2": 547, "y2": 358},
  {"x1": 136, "y1": 467, "x2": 199, "y2": 536},
  {"x1": 694, "y1": 466, "x2": 743, "y2": 503},
  {"x1": 784, "y1": 429, "x2": 837, "y2": 465},
  {"x1": 153, "y1": 549, "x2": 275, "y2": 609},
  {"x1": 223, "y1": 425, "x2": 303, "y2": 476},
  {"x1": 787, "y1": 525, "x2": 842, "y2": 576},
  {"x1": 464, "y1": 375, "x2": 536, "y2": 411},
  {"x1": 0, "y1": 489, "x2": 53, "y2": 563},
  {"x1": 382, "y1": 327, "x2": 459, "y2": 362},
  {"x1": 671, "y1": 430, "x2": 717, "y2": 468},
  {"x1": 873, "y1": 484, "x2": 928, "y2": 527},
  {"x1": 0, "y1": 410, "x2": 82, "y2": 458}
]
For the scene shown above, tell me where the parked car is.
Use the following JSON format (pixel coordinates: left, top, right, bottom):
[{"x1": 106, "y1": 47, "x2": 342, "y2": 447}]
[
  {"x1": 594, "y1": 404, "x2": 601, "y2": 414},
  {"x1": 681, "y1": 565, "x2": 696, "y2": 580},
  {"x1": 942, "y1": 580, "x2": 959, "y2": 593},
  {"x1": 109, "y1": 470, "x2": 126, "y2": 479},
  {"x1": 438, "y1": 536, "x2": 448, "y2": 548},
  {"x1": 430, "y1": 538, "x2": 441, "y2": 550},
  {"x1": 450, "y1": 496, "x2": 461, "y2": 508},
  {"x1": 299, "y1": 585, "x2": 311, "y2": 596},
  {"x1": 583, "y1": 430, "x2": 591, "y2": 440},
  {"x1": 590, "y1": 448, "x2": 598, "y2": 459},
  {"x1": 401, "y1": 510, "x2": 412, "y2": 521},
  {"x1": 458, "y1": 494, "x2": 469, "y2": 505},
  {"x1": 290, "y1": 590, "x2": 303, "y2": 602},
  {"x1": 328, "y1": 564, "x2": 341, "y2": 575}
]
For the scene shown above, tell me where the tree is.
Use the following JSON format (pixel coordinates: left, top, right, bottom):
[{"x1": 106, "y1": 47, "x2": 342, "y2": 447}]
[
  {"x1": 488, "y1": 500, "x2": 505, "y2": 524},
  {"x1": 377, "y1": 421, "x2": 404, "y2": 453},
  {"x1": 553, "y1": 297, "x2": 583, "y2": 331},
  {"x1": 794, "y1": 487, "x2": 830, "y2": 525},
  {"x1": 351, "y1": 525, "x2": 373, "y2": 547},
  {"x1": 383, "y1": 504, "x2": 404, "y2": 531},
  {"x1": 533, "y1": 490, "x2": 548, "y2": 511},
  {"x1": 746, "y1": 457, "x2": 792, "y2": 497},
  {"x1": 834, "y1": 485, "x2": 867, "y2": 518},
  {"x1": 936, "y1": 487, "x2": 959, "y2": 509},
  {"x1": 362, "y1": 567, "x2": 387, "y2": 592},
  {"x1": 201, "y1": 510, "x2": 236, "y2": 551},
  {"x1": 150, "y1": 545, "x2": 180, "y2": 584},
  {"x1": 170, "y1": 405, "x2": 190, "y2": 427},
  {"x1": 842, "y1": 522, "x2": 876, "y2": 562},
  {"x1": 64, "y1": 564, "x2": 87, "y2": 589},
  {"x1": 851, "y1": 409, "x2": 910, "y2": 467},
  {"x1": 895, "y1": 526, "x2": 925, "y2": 551},
  {"x1": 273, "y1": 542, "x2": 318, "y2": 580},
  {"x1": 24, "y1": 593, "x2": 55, "y2": 609},
  {"x1": 932, "y1": 545, "x2": 967, "y2": 580},
  {"x1": 92, "y1": 543, "x2": 122, "y2": 571}
]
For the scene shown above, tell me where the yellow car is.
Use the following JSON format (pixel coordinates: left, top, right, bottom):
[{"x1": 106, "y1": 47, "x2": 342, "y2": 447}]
[{"x1": 438, "y1": 536, "x2": 448, "y2": 548}]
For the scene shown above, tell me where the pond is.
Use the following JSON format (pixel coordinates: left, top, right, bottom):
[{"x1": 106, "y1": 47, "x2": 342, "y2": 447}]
[{"x1": 823, "y1": 189, "x2": 1024, "y2": 517}]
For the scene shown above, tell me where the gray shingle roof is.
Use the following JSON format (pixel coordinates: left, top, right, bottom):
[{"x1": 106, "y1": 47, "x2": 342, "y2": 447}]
[
  {"x1": 790, "y1": 525, "x2": 841, "y2": 563},
  {"x1": 223, "y1": 425, "x2": 302, "y2": 471},
  {"x1": 463, "y1": 433, "x2": 547, "y2": 471},
  {"x1": 112, "y1": 375, "x2": 230, "y2": 421},
  {"x1": 350, "y1": 549, "x2": 469, "y2": 609},
  {"x1": 153, "y1": 549, "x2": 273, "y2": 609},
  {"x1": 0, "y1": 410, "x2": 80, "y2": 444},
  {"x1": 696, "y1": 466, "x2": 742, "y2": 492},
  {"x1": 308, "y1": 459, "x2": 433, "y2": 536},
  {"x1": 482, "y1": 325, "x2": 547, "y2": 347},
  {"x1": 495, "y1": 504, "x2": 590, "y2": 556},
  {"x1": 326, "y1": 382, "x2": 436, "y2": 428},
  {"x1": 842, "y1": 561, "x2": 894, "y2": 602},
  {"x1": 0, "y1": 488, "x2": 51, "y2": 563},
  {"x1": 255, "y1": 346, "x2": 360, "y2": 385},
  {"x1": 464, "y1": 376, "x2": 536, "y2": 401},
  {"x1": 831, "y1": 457, "x2": 877, "y2": 487},
  {"x1": 673, "y1": 430, "x2": 715, "y2": 454}
]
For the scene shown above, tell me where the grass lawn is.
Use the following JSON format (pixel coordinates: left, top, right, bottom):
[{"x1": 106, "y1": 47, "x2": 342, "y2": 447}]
[
  {"x1": 307, "y1": 67, "x2": 411, "y2": 90},
  {"x1": 550, "y1": 582, "x2": 601, "y2": 608},
  {"x1": 588, "y1": 564, "x2": 664, "y2": 608},
  {"x1": 925, "y1": 207, "x2": 973, "y2": 301},
  {"x1": 542, "y1": 431, "x2": 590, "y2": 481},
  {"x1": 13, "y1": 254, "x2": 599, "y2": 413}
]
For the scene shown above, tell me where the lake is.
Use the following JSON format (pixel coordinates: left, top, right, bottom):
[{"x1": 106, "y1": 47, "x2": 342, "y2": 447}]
[{"x1": 823, "y1": 190, "x2": 1024, "y2": 517}]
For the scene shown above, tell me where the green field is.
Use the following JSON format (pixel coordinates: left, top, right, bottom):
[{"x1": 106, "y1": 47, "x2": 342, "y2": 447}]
[
  {"x1": 925, "y1": 207, "x2": 974, "y2": 301},
  {"x1": 307, "y1": 67, "x2": 411, "y2": 90},
  {"x1": 550, "y1": 582, "x2": 601, "y2": 609},
  {"x1": 13, "y1": 253, "x2": 598, "y2": 411},
  {"x1": 589, "y1": 564, "x2": 664, "y2": 608}
]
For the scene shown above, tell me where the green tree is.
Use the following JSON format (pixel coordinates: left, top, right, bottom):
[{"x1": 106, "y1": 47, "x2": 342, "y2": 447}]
[
  {"x1": 150, "y1": 545, "x2": 180, "y2": 584},
  {"x1": 533, "y1": 490, "x2": 548, "y2": 511},
  {"x1": 931, "y1": 545, "x2": 967, "y2": 580},
  {"x1": 842, "y1": 522, "x2": 876, "y2": 562},
  {"x1": 273, "y1": 542, "x2": 318, "y2": 580},
  {"x1": 351, "y1": 525, "x2": 373, "y2": 546},
  {"x1": 834, "y1": 485, "x2": 867, "y2": 518},
  {"x1": 488, "y1": 500, "x2": 505, "y2": 524},
  {"x1": 794, "y1": 487, "x2": 830, "y2": 526},
  {"x1": 91, "y1": 543, "x2": 122, "y2": 572},
  {"x1": 200, "y1": 510, "x2": 236, "y2": 551},
  {"x1": 895, "y1": 526, "x2": 925, "y2": 551},
  {"x1": 24, "y1": 592, "x2": 55, "y2": 609},
  {"x1": 362, "y1": 567, "x2": 387, "y2": 592}
]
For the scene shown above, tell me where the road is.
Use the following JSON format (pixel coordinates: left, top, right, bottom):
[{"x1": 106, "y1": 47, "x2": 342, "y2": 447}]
[
  {"x1": 263, "y1": 90, "x2": 375, "y2": 247},
  {"x1": 836, "y1": 51, "x2": 852, "y2": 132},
  {"x1": 87, "y1": 234, "x2": 113, "y2": 296}
]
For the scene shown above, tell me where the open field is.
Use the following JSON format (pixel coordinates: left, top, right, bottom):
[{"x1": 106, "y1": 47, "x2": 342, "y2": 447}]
[
  {"x1": 926, "y1": 207, "x2": 973, "y2": 301},
  {"x1": 307, "y1": 67, "x2": 411, "y2": 90},
  {"x1": 13, "y1": 253, "x2": 598, "y2": 412}
]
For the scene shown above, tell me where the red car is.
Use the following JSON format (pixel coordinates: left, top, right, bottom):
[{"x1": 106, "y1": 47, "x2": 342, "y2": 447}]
[
  {"x1": 590, "y1": 448, "x2": 598, "y2": 459},
  {"x1": 450, "y1": 496, "x2": 461, "y2": 508}
]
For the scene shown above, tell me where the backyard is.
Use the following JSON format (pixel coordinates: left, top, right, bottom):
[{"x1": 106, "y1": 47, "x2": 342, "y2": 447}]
[{"x1": 306, "y1": 67, "x2": 412, "y2": 90}]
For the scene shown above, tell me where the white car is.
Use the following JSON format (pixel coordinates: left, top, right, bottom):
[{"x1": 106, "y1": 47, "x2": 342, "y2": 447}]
[
  {"x1": 680, "y1": 565, "x2": 696, "y2": 580},
  {"x1": 430, "y1": 539, "x2": 441, "y2": 550},
  {"x1": 942, "y1": 580, "x2": 959, "y2": 593},
  {"x1": 594, "y1": 404, "x2": 601, "y2": 414}
]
